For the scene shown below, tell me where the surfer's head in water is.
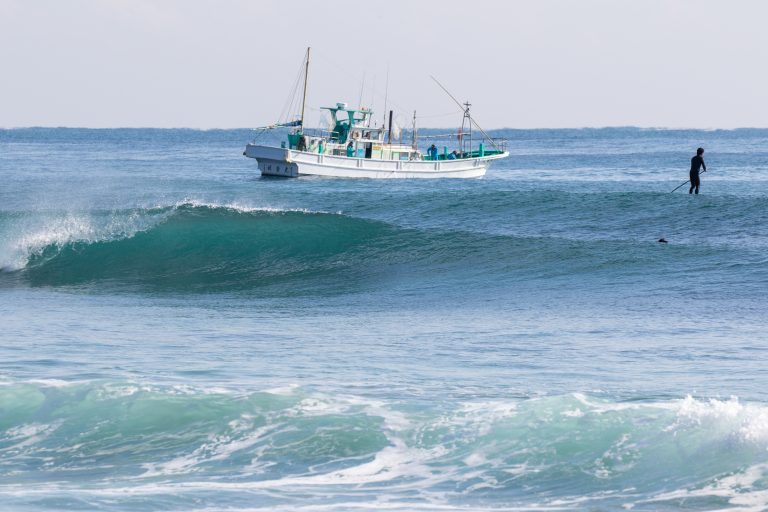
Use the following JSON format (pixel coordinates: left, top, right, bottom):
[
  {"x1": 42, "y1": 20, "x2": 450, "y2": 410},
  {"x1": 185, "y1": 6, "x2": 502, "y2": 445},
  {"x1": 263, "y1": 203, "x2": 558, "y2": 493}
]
[{"x1": 697, "y1": 147, "x2": 704, "y2": 156}]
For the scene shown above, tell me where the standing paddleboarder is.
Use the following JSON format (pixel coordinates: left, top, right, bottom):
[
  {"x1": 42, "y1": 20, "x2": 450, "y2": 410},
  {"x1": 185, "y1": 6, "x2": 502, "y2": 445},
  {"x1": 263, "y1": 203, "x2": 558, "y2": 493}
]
[{"x1": 689, "y1": 147, "x2": 706, "y2": 194}]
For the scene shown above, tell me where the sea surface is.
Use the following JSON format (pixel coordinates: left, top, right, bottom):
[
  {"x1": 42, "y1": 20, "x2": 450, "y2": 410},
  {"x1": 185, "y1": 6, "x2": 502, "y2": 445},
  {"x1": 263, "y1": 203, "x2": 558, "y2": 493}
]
[{"x1": 1, "y1": 127, "x2": 768, "y2": 511}]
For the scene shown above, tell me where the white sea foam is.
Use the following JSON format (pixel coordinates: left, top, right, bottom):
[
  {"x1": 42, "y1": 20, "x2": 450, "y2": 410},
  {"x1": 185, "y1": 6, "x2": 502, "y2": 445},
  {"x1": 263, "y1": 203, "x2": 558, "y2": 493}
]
[
  {"x1": 170, "y1": 198, "x2": 339, "y2": 216},
  {"x1": 439, "y1": 400, "x2": 518, "y2": 437},
  {"x1": 4, "y1": 390, "x2": 768, "y2": 510},
  {"x1": 0, "y1": 201, "x2": 341, "y2": 272},
  {"x1": 0, "y1": 210, "x2": 168, "y2": 271},
  {"x1": 669, "y1": 395, "x2": 768, "y2": 446},
  {"x1": 571, "y1": 392, "x2": 676, "y2": 413},
  {"x1": 141, "y1": 421, "x2": 275, "y2": 477},
  {"x1": 24, "y1": 378, "x2": 81, "y2": 388},
  {"x1": 1, "y1": 421, "x2": 62, "y2": 453},
  {"x1": 263, "y1": 383, "x2": 300, "y2": 395},
  {"x1": 0, "y1": 213, "x2": 95, "y2": 271},
  {"x1": 645, "y1": 463, "x2": 768, "y2": 511}
]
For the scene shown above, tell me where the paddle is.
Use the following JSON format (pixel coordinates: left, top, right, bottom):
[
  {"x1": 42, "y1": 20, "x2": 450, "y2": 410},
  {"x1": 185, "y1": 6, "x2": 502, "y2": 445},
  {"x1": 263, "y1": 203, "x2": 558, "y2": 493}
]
[{"x1": 670, "y1": 169, "x2": 708, "y2": 193}]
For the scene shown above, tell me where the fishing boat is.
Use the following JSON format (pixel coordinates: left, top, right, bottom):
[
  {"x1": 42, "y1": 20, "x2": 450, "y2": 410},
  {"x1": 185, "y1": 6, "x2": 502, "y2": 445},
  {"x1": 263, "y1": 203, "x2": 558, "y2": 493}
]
[{"x1": 243, "y1": 48, "x2": 508, "y2": 179}]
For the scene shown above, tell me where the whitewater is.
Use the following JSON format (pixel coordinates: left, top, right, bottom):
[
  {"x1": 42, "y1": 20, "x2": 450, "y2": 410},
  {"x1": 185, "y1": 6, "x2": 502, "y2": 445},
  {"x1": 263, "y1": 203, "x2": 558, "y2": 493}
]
[{"x1": 1, "y1": 127, "x2": 768, "y2": 511}]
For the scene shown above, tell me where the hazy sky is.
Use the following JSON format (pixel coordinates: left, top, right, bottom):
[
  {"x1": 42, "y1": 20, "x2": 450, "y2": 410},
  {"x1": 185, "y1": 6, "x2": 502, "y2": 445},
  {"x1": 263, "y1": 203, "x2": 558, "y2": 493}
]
[{"x1": 2, "y1": 0, "x2": 768, "y2": 129}]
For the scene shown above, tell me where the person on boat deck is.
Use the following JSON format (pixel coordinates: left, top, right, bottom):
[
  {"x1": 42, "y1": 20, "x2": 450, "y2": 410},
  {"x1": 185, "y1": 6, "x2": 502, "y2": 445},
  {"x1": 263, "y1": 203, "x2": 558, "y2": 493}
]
[
  {"x1": 346, "y1": 141, "x2": 355, "y2": 157},
  {"x1": 428, "y1": 144, "x2": 438, "y2": 160},
  {"x1": 447, "y1": 150, "x2": 458, "y2": 160},
  {"x1": 689, "y1": 147, "x2": 706, "y2": 194}
]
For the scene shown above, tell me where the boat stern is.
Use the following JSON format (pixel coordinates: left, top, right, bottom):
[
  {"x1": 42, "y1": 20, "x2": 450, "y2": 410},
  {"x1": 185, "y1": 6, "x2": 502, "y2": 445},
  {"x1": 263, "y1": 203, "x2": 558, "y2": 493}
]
[{"x1": 243, "y1": 144, "x2": 298, "y2": 177}]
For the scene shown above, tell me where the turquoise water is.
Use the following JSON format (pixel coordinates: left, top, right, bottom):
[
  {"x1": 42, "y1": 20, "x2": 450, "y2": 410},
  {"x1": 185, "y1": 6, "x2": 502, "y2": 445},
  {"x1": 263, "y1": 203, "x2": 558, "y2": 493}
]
[{"x1": 1, "y1": 127, "x2": 768, "y2": 511}]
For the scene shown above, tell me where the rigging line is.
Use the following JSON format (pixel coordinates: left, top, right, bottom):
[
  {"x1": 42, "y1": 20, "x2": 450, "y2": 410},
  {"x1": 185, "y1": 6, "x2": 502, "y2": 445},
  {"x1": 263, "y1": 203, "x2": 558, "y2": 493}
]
[
  {"x1": 417, "y1": 112, "x2": 459, "y2": 119},
  {"x1": 280, "y1": 57, "x2": 305, "y2": 119},
  {"x1": 416, "y1": 133, "x2": 468, "y2": 139},
  {"x1": 278, "y1": 74, "x2": 297, "y2": 123},
  {"x1": 311, "y1": 51, "x2": 367, "y2": 107},
  {"x1": 278, "y1": 57, "x2": 306, "y2": 124},
  {"x1": 309, "y1": 50, "x2": 425, "y2": 127},
  {"x1": 313, "y1": 50, "x2": 414, "y2": 114},
  {"x1": 430, "y1": 76, "x2": 501, "y2": 152}
]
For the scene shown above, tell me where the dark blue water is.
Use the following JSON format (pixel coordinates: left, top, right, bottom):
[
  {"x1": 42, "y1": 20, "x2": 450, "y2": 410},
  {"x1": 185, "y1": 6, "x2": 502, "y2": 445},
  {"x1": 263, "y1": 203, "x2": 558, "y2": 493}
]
[{"x1": 1, "y1": 127, "x2": 768, "y2": 511}]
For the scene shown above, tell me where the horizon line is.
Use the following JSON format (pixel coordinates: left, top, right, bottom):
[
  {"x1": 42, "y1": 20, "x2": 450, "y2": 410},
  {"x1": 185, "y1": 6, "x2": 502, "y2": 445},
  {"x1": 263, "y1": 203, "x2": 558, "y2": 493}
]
[{"x1": 2, "y1": 125, "x2": 768, "y2": 132}]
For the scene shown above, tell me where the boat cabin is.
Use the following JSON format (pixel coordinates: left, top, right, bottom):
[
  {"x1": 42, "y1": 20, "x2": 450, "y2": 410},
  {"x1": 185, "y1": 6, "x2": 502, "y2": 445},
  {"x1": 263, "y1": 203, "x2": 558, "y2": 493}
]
[{"x1": 287, "y1": 102, "x2": 420, "y2": 161}]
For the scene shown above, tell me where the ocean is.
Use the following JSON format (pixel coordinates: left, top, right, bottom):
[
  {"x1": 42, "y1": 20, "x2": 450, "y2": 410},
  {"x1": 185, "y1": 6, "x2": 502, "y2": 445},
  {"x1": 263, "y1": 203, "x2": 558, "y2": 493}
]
[{"x1": 1, "y1": 127, "x2": 768, "y2": 511}]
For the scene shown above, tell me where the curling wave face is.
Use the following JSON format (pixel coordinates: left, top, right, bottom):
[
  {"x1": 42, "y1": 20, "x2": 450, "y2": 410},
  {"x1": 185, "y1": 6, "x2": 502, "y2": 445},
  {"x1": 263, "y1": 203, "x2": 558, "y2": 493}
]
[
  {"x1": 1, "y1": 200, "x2": 766, "y2": 297},
  {"x1": 3, "y1": 202, "x2": 385, "y2": 292}
]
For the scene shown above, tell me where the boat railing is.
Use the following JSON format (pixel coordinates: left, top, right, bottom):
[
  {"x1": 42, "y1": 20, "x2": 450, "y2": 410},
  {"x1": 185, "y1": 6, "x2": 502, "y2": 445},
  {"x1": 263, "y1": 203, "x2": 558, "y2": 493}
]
[{"x1": 489, "y1": 138, "x2": 508, "y2": 152}]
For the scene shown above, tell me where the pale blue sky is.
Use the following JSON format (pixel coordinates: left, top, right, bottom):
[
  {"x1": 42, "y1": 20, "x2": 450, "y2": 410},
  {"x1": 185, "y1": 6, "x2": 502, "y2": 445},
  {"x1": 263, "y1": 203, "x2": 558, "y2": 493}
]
[{"x1": 2, "y1": 0, "x2": 767, "y2": 128}]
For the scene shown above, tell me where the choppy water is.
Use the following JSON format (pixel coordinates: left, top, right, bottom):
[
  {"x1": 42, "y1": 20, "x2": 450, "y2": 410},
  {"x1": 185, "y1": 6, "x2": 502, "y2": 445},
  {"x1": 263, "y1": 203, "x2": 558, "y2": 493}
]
[{"x1": 1, "y1": 127, "x2": 768, "y2": 511}]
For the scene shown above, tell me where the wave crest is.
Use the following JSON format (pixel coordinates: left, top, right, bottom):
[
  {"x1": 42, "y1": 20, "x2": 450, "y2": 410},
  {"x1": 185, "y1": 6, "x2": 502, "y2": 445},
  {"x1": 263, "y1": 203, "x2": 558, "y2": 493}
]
[
  {"x1": 2, "y1": 203, "x2": 385, "y2": 292},
  {"x1": 1, "y1": 201, "x2": 744, "y2": 294}
]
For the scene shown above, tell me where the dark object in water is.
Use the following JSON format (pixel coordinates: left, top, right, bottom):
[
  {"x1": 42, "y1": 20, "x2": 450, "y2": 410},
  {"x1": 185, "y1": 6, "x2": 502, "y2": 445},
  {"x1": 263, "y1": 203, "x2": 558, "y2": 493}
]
[{"x1": 658, "y1": 238, "x2": 668, "y2": 244}]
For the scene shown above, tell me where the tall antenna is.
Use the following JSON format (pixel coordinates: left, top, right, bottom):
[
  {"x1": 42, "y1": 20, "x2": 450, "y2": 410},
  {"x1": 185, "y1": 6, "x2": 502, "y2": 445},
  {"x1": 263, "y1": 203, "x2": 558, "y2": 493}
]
[
  {"x1": 358, "y1": 72, "x2": 366, "y2": 109},
  {"x1": 299, "y1": 47, "x2": 311, "y2": 132},
  {"x1": 382, "y1": 64, "x2": 390, "y2": 128},
  {"x1": 465, "y1": 102, "x2": 472, "y2": 155},
  {"x1": 367, "y1": 74, "x2": 376, "y2": 127}
]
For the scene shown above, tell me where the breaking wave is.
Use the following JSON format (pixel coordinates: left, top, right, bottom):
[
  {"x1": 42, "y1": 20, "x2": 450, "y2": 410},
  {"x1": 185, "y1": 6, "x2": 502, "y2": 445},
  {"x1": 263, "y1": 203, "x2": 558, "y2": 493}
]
[
  {"x1": 2, "y1": 380, "x2": 768, "y2": 510},
  {"x1": 1, "y1": 201, "x2": 754, "y2": 295}
]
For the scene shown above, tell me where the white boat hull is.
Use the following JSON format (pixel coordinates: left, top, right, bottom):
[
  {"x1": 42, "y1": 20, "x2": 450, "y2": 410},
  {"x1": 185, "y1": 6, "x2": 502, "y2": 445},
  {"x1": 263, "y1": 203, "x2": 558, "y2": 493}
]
[{"x1": 244, "y1": 144, "x2": 507, "y2": 179}]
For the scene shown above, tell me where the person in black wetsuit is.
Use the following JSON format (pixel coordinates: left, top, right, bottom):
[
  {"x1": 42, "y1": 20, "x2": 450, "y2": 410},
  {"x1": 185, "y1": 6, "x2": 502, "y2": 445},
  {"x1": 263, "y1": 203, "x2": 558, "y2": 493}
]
[{"x1": 689, "y1": 147, "x2": 706, "y2": 194}]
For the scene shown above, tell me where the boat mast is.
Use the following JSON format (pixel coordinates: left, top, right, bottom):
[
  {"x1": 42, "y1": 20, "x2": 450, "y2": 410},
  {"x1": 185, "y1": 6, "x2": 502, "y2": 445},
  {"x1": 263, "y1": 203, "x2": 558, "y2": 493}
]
[
  {"x1": 464, "y1": 101, "x2": 472, "y2": 156},
  {"x1": 429, "y1": 75, "x2": 501, "y2": 152},
  {"x1": 411, "y1": 110, "x2": 417, "y2": 150},
  {"x1": 299, "y1": 47, "x2": 310, "y2": 133}
]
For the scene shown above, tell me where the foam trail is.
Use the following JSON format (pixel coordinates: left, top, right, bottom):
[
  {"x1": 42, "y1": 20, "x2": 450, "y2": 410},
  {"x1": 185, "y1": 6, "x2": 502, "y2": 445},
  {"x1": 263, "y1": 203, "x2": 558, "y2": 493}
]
[{"x1": 3, "y1": 381, "x2": 768, "y2": 510}]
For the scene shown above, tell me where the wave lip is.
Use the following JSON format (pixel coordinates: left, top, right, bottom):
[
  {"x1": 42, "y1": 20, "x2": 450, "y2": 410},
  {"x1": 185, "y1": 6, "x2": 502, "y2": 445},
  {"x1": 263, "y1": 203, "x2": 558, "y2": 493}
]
[
  {"x1": 2, "y1": 202, "x2": 383, "y2": 292},
  {"x1": 0, "y1": 211, "x2": 161, "y2": 272},
  {"x1": 0, "y1": 201, "x2": 337, "y2": 271}
]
